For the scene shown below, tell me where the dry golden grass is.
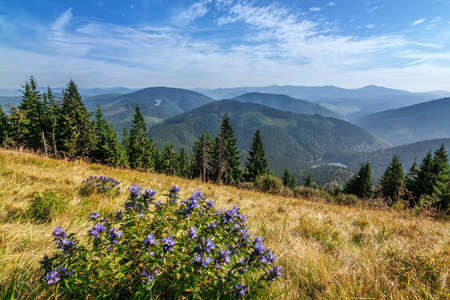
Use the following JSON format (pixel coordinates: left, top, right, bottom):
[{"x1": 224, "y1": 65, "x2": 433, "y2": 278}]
[{"x1": 0, "y1": 148, "x2": 449, "y2": 299}]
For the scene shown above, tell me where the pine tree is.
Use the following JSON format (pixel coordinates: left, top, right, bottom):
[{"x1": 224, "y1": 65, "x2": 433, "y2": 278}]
[
  {"x1": 57, "y1": 79, "x2": 95, "y2": 157},
  {"x1": 378, "y1": 154, "x2": 405, "y2": 203},
  {"x1": 92, "y1": 105, "x2": 127, "y2": 167},
  {"x1": 128, "y1": 105, "x2": 153, "y2": 170},
  {"x1": 0, "y1": 105, "x2": 9, "y2": 145},
  {"x1": 305, "y1": 173, "x2": 314, "y2": 188},
  {"x1": 177, "y1": 147, "x2": 190, "y2": 178},
  {"x1": 282, "y1": 168, "x2": 296, "y2": 189},
  {"x1": 344, "y1": 162, "x2": 373, "y2": 198},
  {"x1": 220, "y1": 114, "x2": 241, "y2": 184},
  {"x1": 161, "y1": 143, "x2": 178, "y2": 175},
  {"x1": 192, "y1": 132, "x2": 213, "y2": 182},
  {"x1": 42, "y1": 86, "x2": 60, "y2": 156},
  {"x1": 245, "y1": 129, "x2": 269, "y2": 181},
  {"x1": 415, "y1": 150, "x2": 434, "y2": 199},
  {"x1": 17, "y1": 76, "x2": 49, "y2": 152},
  {"x1": 405, "y1": 158, "x2": 419, "y2": 204},
  {"x1": 213, "y1": 125, "x2": 228, "y2": 183}
]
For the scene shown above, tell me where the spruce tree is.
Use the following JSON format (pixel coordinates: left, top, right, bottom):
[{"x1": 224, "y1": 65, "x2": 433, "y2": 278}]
[
  {"x1": 415, "y1": 150, "x2": 434, "y2": 198},
  {"x1": 42, "y1": 86, "x2": 60, "y2": 156},
  {"x1": 282, "y1": 168, "x2": 296, "y2": 189},
  {"x1": 305, "y1": 173, "x2": 314, "y2": 188},
  {"x1": 92, "y1": 105, "x2": 127, "y2": 167},
  {"x1": 0, "y1": 105, "x2": 9, "y2": 145},
  {"x1": 344, "y1": 162, "x2": 373, "y2": 198},
  {"x1": 220, "y1": 114, "x2": 241, "y2": 184},
  {"x1": 161, "y1": 143, "x2": 178, "y2": 175},
  {"x1": 127, "y1": 105, "x2": 153, "y2": 170},
  {"x1": 245, "y1": 129, "x2": 269, "y2": 181},
  {"x1": 192, "y1": 132, "x2": 213, "y2": 182},
  {"x1": 213, "y1": 125, "x2": 228, "y2": 183},
  {"x1": 379, "y1": 154, "x2": 405, "y2": 203},
  {"x1": 57, "y1": 79, "x2": 95, "y2": 157},
  {"x1": 405, "y1": 158, "x2": 419, "y2": 204},
  {"x1": 177, "y1": 147, "x2": 190, "y2": 178}
]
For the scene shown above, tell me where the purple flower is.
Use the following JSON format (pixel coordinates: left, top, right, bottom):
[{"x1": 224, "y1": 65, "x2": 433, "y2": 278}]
[
  {"x1": 194, "y1": 253, "x2": 203, "y2": 264},
  {"x1": 39, "y1": 254, "x2": 51, "y2": 268},
  {"x1": 89, "y1": 211, "x2": 99, "y2": 221},
  {"x1": 143, "y1": 189, "x2": 157, "y2": 201},
  {"x1": 52, "y1": 227, "x2": 66, "y2": 239},
  {"x1": 183, "y1": 199, "x2": 200, "y2": 217},
  {"x1": 45, "y1": 268, "x2": 60, "y2": 285},
  {"x1": 108, "y1": 227, "x2": 123, "y2": 245},
  {"x1": 208, "y1": 221, "x2": 218, "y2": 229},
  {"x1": 128, "y1": 184, "x2": 142, "y2": 199},
  {"x1": 87, "y1": 223, "x2": 107, "y2": 239},
  {"x1": 216, "y1": 249, "x2": 231, "y2": 265},
  {"x1": 206, "y1": 199, "x2": 215, "y2": 209},
  {"x1": 202, "y1": 256, "x2": 212, "y2": 267},
  {"x1": 188, "y1": 226, "x2": 198, "y2": 240},
  {"x1": 115, "y1": 209, "x2": 124, "y2": 220},
  {"x1": 58, "y1": 265, "x2": 73, "y2": 277},
  {"x1": 144, "y1": 234, "x2": 157, "y2": 246},
  {"x1": 169, "y1": 185, "x2": 180, "y2": 199},
  {"x1": 191, "y1": 189, "x2": 204, "y2": 201},
  {"x1": 141, "y1": 267, "x2": 159, "y2": 282},
  {"x1": 266, "y1": 265, "x2": 283, "y2": 281},
  {"x1": 235, "y1": 283, "x2": 248, "y2": 297},
  {"x1": 161, "y1": 235, "x2": 176, "y2": 253},
  {"x1": 223, "y1": 206, "x2": 240, "y2": 224},
  {"x1": 196, "y1": 237, "x2": 215, "y2": 253},
  {"x1": 58, "y1": 238, "x2": 76, "y2": 254},
  {"x1": 139, "y1": 211, "x2": 145, "y2": 219}
]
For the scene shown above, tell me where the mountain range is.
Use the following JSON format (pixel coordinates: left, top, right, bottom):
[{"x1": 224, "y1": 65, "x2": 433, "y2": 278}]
[{"x1": 148, "y1": 100, "x2": 389, "y2": 176}]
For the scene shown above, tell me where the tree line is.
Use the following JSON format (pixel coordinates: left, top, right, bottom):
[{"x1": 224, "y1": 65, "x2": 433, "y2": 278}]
[
  {"x1": 343, "y1": 147, "x2": 449, "y2": 214},
  {"x1": 0, "y1": 77, "x2": 270, "y2": 185}
]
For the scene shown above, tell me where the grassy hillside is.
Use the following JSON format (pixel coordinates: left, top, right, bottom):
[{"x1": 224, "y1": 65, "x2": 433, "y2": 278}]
[
  {"x1": 1, "y1": 149, "x2": 449, "y2": 299},
  {"x1": 355, "y1": 97, "x2": 450, "y2": 146}
]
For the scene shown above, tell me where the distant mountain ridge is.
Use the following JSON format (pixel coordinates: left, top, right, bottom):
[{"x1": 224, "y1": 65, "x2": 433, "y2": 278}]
[
  {"x1": 149, "y1": 100, "x2": 390, "y2": 176},
  {"x1": 355, "y1": 97, "x2": 450, "y2": 146},
  {"x1": 231, "y1": 92, "x2": 339, "y2": 118},
  {"x1": 193, "y1": 85, "x2": 443, "y2": 118}
]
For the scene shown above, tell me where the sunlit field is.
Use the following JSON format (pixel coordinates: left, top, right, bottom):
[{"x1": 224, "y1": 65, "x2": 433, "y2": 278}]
[{"x1": 1, "y1": 149, "x2": 449, "y2": 299}]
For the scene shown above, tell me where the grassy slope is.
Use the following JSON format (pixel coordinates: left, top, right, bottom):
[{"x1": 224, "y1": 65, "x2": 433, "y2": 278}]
[{"x1": 0, "y1": 149, "x2": 449, "y2": 299}]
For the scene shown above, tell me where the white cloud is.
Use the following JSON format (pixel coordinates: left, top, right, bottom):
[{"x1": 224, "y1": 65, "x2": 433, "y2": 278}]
[
  {"x1": 413, "y1": 18, "x2": 426, "y2": 25},
  {"x1": 172, "y1": 1, "x2": 210, "y2": 24},
  {"x1": 51, "y1": 8, "x2": 73, "y2": 32},
  {"x1": 310, "y1": 7, "x2": 321, "y2": 12},
  {"x1": 366, "y1": 24, "x2": 374, "y2": 29}
]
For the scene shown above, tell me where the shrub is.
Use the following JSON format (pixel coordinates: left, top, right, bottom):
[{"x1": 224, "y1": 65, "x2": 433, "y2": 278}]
[
  {"x1": 79, "y1": 175, "x2": 120, "y2": 196},
  {"x1": 28, "y1": 191, "x2": 66, "y2": 223},
  {"x1": 254, "y1": 174, "x2": 283, "y2": 194},
  {"x1": 292, "y1": 187, "x2": 334, "y2": 203},
  {"x1": 39, "y1": 185, "x2": 282, "y2": 299}
]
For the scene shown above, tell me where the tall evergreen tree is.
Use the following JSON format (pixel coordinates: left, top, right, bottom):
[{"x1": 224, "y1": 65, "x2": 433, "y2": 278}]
[
  {"x1": 161, "y1": 143, "x2": 178, "y2": 175},
  {"x1": 192, "y1": 132, "x2": 213, "y2": 182},
  {"x1": 177, "y1": 147, "x2": 190, "y2": 178},
  {"x1": 378, "y1": 154, "x2": 405, "y2": 203},
  {"x1": 245, "y1": 129, "x2": 269, "y2": 181},
  {"x1": 220, "y1": 114, "x2": 241, "y2": 184},
  {"x1": 305, "y1": 173, "x2": 314, "y2": 188},
  {"x1": 415, "y1": 150, "x2": 434, "y2": 199},
  {"x1": 127, "y1": 105, "x2": 154, "y2": 170},
  {"x1": 42, "y1": 86, "x2": 60, "y2": 156},
  {"x1": 282, "y1": 168, "x2": 296, "y2": 189},
  {"x1": 57, "y1": 79, "x2": 95, "y2": 157},
  {"x1": 344, "y1": 162, "x2": 373, "y2": 198},
  {"x1": 213, "y1": 125, "x2": 228, "y2": 183},
  {"x1": 0, "y1": 105, "x2": 9, "y2": 145},
  {"x1": 92, "y1": 105, "x2": 127, "y2": 167},
  {"x1": 405, "y1": 158, "x2": 419, "y2": 203}
]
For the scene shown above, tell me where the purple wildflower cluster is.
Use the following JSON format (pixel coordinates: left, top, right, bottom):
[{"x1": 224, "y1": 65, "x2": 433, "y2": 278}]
[
  {"x1": 235, "y1": 283, "x2": 249, "y2": 297},
  {"x1": 45, "y1": 266, "x2": 73, "y2": 285},
  {"x1": 82, "y1": 175, "x2": 120, "y2": 194},
  {"x1": 52, "y1": 227, "x2": 76, "y2": 255},
  {"x1": 169, "y1": 185, "x2": 181, "y2": 200},
  {"x1": 141, "y1": 267, "x2": 159, "y2": 282},
  {"x1": 161, "y1": 235, "x2": 177, "y2": 253},
  {"x1": 179, "y1": 189, "x2": 204, "y2": 217},
  {"x1": 124, "y1": 184, "x2": 157, "y2": 215}
]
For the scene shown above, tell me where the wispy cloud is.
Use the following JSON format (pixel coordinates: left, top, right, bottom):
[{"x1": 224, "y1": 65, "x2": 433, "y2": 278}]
[
  {"x1": 310, "y1": 7, "x2": 321, "y2": 12},
  {"x1": 51, "y1": 8, "x2": 73, "y2": 32},
  {"x1": 413, "y1": 18, "x2": 426, "y2": 25}
]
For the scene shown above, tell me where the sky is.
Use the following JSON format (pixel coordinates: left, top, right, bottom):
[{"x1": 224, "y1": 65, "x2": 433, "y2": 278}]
[{"x1": 1, "y1": 0, "x2": 450, "y2": 92}]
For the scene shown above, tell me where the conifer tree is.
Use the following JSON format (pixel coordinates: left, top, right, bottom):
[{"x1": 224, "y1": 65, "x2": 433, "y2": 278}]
[
  {"x1": 192, "y1": 132, "x2": 213, "y2": 182},
  {"x1": 213, "y1": 125, "x2": 228, "y2": 183},
  {"x1": 127, "y1": 105, "x2": 153, "y2": 170},
  {"x1": 282, "y1": 168, "x2": 296, "y2": 189},
  {"x1": 17, "y1": 76, "x2": 49, "y2": 152},
  {"x1": 161, "y1": 143, "x2": 178, "y2": 175},
  {"x1": 305, "y1": 173, "x2": 314, "y2": 188},
  {"x1": 379, "y1": 154, "x2": 405, "y2": 203},
  {"x1": 177, "y1": 147, "x2": 190, "y2": 178},
  {"x1": 405, "y1": 158, "x2": 419, "y2": 203},
  {"x1": 92, "y1": 105, "x2": 127, "y2": 167},
  {"x1": 0, "y1": 105, "x2": 9, "y2": 145},
  {"x1": 57, "y1": 79, "x2": 95, "y2": 157},
  {"x1": 220, "y1": 114, "x2": 241, "y2": 184},
  {"x1": 245, "y1": 129, "x2": 269, "y2": 181},
  {"x1": 42, "y1": 86, "x2": 60, "y2": 156},
  {"x1": 415, "y1": 150, "x2": 434, "y2": 199},
  {"x1": 344, "y1": 162, "x2": 373, "y2": 198}
]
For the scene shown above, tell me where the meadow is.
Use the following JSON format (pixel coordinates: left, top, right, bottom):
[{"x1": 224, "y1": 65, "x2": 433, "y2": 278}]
[{"x1": 0, "y1": 148, "x2": 449, "y2": 299}]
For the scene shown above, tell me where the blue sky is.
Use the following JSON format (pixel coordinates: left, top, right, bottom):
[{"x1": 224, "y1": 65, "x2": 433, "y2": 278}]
[{"x1": 1, "y1": 0, "x2": 450, "y2": 92}]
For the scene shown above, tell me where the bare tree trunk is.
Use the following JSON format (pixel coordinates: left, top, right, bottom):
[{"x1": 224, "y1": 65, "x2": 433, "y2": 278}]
[
  {"x1": 42, "y1": 131, "x2": 48, "y2": 157},
  {"x1": 52, "y1": 129, "x2": 58, "y2": 157}
]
